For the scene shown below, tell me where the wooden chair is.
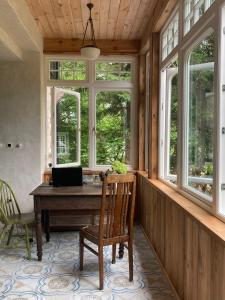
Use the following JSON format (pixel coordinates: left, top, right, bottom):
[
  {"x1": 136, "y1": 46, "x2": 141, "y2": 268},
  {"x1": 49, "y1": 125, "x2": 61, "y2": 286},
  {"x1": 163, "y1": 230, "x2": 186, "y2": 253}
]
[
  {"x1": 0, "y1": 179, "x2": 34, "y2": 259},
  {"x1": 79, "y1": 173, "x2": 136, "y2": 290}
]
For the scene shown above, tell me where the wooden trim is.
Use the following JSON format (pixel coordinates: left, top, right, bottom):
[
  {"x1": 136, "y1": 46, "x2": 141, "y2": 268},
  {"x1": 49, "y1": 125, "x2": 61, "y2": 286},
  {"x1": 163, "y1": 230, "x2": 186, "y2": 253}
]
[
  {"x1": 137, "y1": 172, "x2": 225, "y2": 299},
  {"x1": 138, "y1": 172, "x2": 225, "y2": 244},
  {"x1": 44, "y1": 39, "x2": 141, "y2": 54},
  {"x1": 148, "y1": 33, "x2": 159, "y2": 179},
  {"x1": 138, "y1": 55, "x2": 146, "y2": 170}
]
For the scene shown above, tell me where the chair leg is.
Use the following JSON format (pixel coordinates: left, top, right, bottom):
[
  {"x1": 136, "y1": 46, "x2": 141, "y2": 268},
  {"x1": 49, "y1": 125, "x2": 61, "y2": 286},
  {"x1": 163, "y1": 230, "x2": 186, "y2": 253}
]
[
  {"x1": 112, "y1": 244, "x2": 116, "y2": 264},
  {"x1": 0, "y1": 225, "x2": 7, "y2": 243},
  {"x1": 79, "y1": 232, "x2": 84, "y2": 271},
  {"x1": 98, "y1": 245, "x2": 104, "y2": 290},
  {"x1": 128, "y1": 239, "x2": 133, "y2": 282},
  {"x1": 24, "y1": 224, "x2": 31, "y2": 260},
  {"x1": 6, "y1": 224, "x2": 14, "y2": 245}
]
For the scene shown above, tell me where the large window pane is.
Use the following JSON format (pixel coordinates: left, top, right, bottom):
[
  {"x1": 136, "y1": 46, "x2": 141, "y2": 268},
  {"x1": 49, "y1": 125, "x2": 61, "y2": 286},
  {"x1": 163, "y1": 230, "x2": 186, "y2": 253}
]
[
  {"x1": 96, "y1": 91, "x2": 131, "y2": 165},
  {"x1": 186, "y1": 33, "x2": 215, "y2": 199},
  {"x1": 168, "y1": 63, "x2": 178, "y2": 183},
  {"x1": 55, "y1": 88, "x2": 80, "y2": 165}
]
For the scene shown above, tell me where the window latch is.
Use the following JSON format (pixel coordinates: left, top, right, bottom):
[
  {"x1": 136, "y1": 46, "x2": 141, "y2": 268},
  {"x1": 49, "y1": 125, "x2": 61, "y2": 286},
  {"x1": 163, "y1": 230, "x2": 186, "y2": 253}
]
[
  {"x1": 221, "y1": 184, "x2": 225, "y2": 190},
  {"x1": 222, "y1": 85, "x2": 225, "y2": 92},
  {"x1": 222, "y1": 127, "x2": 225, "y2": 134}
]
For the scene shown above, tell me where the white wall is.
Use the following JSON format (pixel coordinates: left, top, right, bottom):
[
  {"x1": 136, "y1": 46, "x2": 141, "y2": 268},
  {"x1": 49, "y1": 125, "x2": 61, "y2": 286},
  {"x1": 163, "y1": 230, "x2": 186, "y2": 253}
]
[{"x1": 0, "y1": 51, "x2": 42, "y2": 212}]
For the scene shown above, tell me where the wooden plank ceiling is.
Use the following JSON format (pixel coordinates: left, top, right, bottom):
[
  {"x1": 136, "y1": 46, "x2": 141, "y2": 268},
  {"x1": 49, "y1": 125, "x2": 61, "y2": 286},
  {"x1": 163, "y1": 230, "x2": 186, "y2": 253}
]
[{"x1": 25, "y1": 0, "x2": 156, "y2": 40}]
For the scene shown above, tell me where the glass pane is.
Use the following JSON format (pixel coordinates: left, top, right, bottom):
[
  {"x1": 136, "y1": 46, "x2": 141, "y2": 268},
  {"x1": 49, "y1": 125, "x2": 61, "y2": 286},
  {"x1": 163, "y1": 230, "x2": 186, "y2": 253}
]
[
  {"x1": 55, "y1": 89, "x2": 79, "y2": 165},
  {"x1": 168, "y1": 64, "x2": 178, "y2": 184},
  {"x1": 56, "y1": 87, "x2": 89, "y2": 167},
  {"x1": 49, "y1": 60, "x2": 87, "y2": 80},
  {"x1": 161, "y1": 12, "x2": 179, "y2": 61},
  {"x1": 96, "y1": 91, "x2": 131, "y2": 165},
  {"x1": 75, "y1": 88, "x2": 89, "y2": 167},
  {"x1": 96, "y1": 62, "x2": 131, "y2": 81},
  {"x1": 187, "y1": 33, "x2": 215, "y2": 198}
]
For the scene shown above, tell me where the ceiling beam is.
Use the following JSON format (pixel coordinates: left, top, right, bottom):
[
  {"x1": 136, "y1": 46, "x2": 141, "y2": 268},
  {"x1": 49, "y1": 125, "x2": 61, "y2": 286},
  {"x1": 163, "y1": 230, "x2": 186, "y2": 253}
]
[{"x1": 44, "y1": 39, "x2": 141, "y2": 55}]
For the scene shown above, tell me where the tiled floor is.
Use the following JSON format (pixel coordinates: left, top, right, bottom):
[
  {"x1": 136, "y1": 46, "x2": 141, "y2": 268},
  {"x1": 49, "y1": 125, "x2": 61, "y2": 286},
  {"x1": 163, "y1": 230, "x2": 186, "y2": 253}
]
[{"x1": 0, "y1": 226, "x2": 178, "y2": 300}]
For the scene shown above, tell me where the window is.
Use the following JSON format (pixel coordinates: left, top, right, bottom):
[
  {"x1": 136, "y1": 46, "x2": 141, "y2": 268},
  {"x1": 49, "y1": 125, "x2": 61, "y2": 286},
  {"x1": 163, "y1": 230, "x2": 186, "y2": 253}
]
[
  {"x1": 54, "y1": 88, "x2": 81, "y2": 166},
  {"x1": 184, "y1": 0, "x2": 215, "y2": 34},
  {"x1": 160, "y1": 59, "x2": 178, "y2": 185},
  {"x1": 96, "y1": 62, "x2": 132, "y2": 81},
  {"x1": 159, "y1": 0, "x2": 221, "y2": 212},
  {"x1": 46, "y1": 57, "x2": 136, "y2": 169},
  {"x1": 95, "y1": 91, "x2": 131, "y2": 166},
  {"x1": 49, "y1": 60, "x2": 87, "y2": 81},
  {"x1": 184, "y1": 32, "x2": 215, "y2": 201},
  {"x1": 161, "y1": 11, "x2": 179, "y2": 61}
]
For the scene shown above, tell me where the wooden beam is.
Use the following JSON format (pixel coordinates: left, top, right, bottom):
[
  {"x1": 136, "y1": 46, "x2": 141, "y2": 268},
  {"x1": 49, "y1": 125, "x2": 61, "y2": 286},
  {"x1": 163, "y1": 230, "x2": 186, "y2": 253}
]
[
  {"x1": 148, "y1": 32, "x2": 159, "y2": 179},
  {"x1": 138, "y1": 55, "x2": 146, "y2": 171},
  {"x1": 44, "y1": 38, "x2": 140, "y2": 54}
]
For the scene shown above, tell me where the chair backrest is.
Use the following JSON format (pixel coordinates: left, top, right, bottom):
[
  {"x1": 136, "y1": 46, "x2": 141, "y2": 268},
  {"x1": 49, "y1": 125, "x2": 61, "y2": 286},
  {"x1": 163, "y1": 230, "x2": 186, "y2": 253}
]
[
  {"x1": 99, "y1": 173, "x2": 136, "y2": 239},
  {"x1": 0, "y1": 179, "x2": 20, "y2": 224}
]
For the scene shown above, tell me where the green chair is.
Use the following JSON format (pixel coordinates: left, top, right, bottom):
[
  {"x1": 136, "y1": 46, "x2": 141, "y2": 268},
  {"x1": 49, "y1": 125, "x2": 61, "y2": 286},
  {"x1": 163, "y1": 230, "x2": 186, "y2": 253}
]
[{"x1": 0, "y1": 179, "x2": 34, "y2": 259}]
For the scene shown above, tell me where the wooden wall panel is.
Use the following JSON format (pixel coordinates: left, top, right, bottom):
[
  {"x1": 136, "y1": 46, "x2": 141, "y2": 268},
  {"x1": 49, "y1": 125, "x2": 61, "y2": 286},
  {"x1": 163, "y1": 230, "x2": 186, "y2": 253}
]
[{"x1": 137, "y1": 173, "x2": 225, "y2": 300}]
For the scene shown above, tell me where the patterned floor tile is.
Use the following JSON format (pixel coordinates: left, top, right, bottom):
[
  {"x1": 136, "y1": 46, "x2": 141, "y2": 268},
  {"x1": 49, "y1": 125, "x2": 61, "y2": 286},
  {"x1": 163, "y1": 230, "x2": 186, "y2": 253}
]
[{"x1": 0, "y1": 226, "x2": 178, "y2": 300}]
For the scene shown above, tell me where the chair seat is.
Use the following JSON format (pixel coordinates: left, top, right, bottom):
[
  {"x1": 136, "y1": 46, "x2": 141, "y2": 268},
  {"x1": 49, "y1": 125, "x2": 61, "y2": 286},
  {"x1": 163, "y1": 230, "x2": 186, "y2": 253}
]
[
  {"x1": 81, "y1": 224, "x2": 128, "y2": 240},
  {"x1": 7, "y1": 212, "x2": 34, "y2": 225}
]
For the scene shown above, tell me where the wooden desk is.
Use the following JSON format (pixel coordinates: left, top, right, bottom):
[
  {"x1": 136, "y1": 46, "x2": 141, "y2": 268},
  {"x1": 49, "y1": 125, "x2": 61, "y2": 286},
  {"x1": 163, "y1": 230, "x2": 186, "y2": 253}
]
[{"x1": 30, "y1": 183, "x2": 103, "y2": 261}]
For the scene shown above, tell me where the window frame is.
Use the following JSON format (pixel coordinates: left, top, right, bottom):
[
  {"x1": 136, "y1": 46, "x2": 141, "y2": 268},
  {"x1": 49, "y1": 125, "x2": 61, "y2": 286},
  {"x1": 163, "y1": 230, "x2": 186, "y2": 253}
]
[
  {"x1": 45, "y1": 55, "x2": 137, "y2": 171},
  {"x1": 159, "y1": 55, "x2": 179, "y2": 186},
  {"x1": 53, "y1": 87, "x2": 81, "y2": 167},
  {"x1": 159, "y1": 0, "x2": 222, "y2": 215}
]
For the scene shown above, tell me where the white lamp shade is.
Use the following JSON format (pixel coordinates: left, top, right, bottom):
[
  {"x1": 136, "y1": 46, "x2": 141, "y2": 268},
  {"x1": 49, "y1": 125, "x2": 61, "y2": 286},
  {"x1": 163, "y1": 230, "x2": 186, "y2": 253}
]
[{"x1": 80, "y1": 46, "x2": 100, "y2": 60}]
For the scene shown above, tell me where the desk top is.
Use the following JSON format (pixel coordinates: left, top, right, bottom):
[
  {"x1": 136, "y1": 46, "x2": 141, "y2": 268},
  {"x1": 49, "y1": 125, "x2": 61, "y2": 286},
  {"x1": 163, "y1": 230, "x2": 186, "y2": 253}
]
[{"x1": 30, "y1": 183, "x2": 103, "y2": 196}]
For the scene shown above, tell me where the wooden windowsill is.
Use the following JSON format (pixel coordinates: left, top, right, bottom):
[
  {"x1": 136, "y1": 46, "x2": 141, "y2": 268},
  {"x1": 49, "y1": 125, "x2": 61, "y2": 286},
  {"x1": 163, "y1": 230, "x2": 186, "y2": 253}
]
[{"x1": 137, "y1": 171, "x2": 225, "y2": 244}]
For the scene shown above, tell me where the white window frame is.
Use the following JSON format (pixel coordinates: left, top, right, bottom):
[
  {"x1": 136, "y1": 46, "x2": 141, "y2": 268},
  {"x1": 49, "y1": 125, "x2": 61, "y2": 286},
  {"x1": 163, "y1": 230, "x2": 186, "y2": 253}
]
[
  {"x1": 45, "y1": 55, "x2": 137, "y2": 170},
  {"x1": 159, "y1": 56, "x2": 178, "y2": 186},
  {"x1": 53, "y1": 87, "x2": 81, "y2": 167},
  {"x1": 182, "y1": 27, "x2": 215, "y2": 204},
  {"x1": 159, "y1": 0, "x2": 224, "y2": 216}
]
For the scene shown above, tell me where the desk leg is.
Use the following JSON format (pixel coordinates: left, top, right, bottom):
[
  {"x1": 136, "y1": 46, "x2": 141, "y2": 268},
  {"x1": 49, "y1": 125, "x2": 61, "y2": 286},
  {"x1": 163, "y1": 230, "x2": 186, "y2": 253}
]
[
  {"x1": 34, "y1": 196, "x2": 43, "y2": 262},
  {"x1": 44, "y1": 210, "x2": 50, "y2": 242},
  {"x1": 118, "y1": 243, "x2": 124, "y2": 259}
]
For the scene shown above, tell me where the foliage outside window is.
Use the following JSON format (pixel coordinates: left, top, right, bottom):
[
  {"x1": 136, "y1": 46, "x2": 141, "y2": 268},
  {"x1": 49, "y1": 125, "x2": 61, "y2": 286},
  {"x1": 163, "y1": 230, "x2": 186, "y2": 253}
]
[
  {"x1": 96, "y1": 91, "x2": 131, "y2": 165},
  {"x1": 96, "y1": 62, "x2": 131, "y2": 81},
  {"x1": 161, "y1": 12, "x2": 179, "y2": 61},
  {"x1": 49, "y1": 60, "x2": 87, "y2": 81},
  {"x1": 185, "y1": 32, "x2": 215, "y2": 200},
  {"x1": 184, "y1": 0, "x2": 215, "y2": 34}
]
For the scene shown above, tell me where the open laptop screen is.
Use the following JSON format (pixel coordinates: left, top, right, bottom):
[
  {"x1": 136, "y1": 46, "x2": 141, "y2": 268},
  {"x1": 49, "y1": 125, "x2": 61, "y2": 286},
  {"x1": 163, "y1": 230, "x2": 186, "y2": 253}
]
[{"x1": 52, "y1": 167, "x2": 83, "y2": 187}]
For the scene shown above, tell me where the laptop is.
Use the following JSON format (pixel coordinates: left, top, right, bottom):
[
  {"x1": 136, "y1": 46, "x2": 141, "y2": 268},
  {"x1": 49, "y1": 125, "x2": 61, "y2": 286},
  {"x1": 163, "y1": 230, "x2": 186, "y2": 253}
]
[{"x1": 52, "y1": 167, "x2": 83, "y2": 187}]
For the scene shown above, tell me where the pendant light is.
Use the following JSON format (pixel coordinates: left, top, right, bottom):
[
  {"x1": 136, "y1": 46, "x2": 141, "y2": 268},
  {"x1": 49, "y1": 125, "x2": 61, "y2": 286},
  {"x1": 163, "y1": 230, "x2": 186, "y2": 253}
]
[{"x1": 80, "y1": 2, "x2": 100, "y2": 60}]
